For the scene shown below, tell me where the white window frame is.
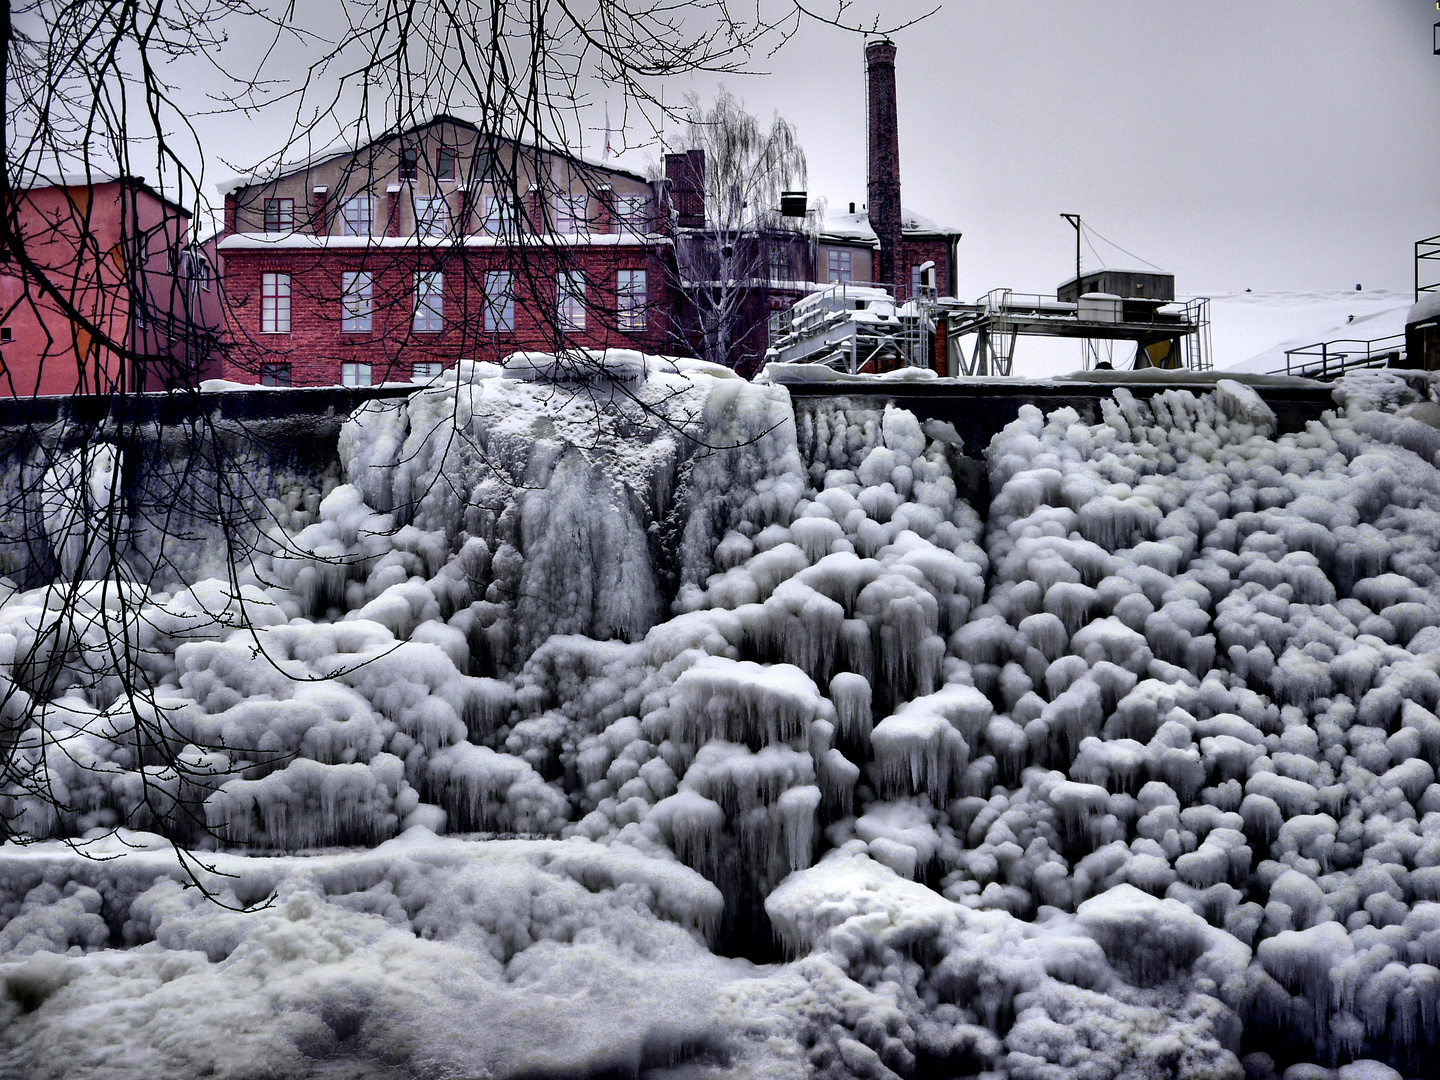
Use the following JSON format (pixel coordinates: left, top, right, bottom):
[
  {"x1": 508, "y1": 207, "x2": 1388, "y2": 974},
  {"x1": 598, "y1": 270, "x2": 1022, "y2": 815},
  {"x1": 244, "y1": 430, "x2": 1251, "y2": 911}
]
[
  {"x1": 341, "y1": 362, "x2": 372, "y2": 387},
  {"x1": 557, "y1": 270, "x2": 586, "y2": 331},
  {"x1": 828, "y1": 249, "x2": 852, "y2": 284},
  {"x1": 617, "y1": 269, "x2": 646, "y2": 331},
  {"x1": 485, "y1": 270, "x2": 515, "y2": 333},
  {"x1": 415, "y1": 196, "x2": 450, "y2": 238},
  {"x1": 261, "y1": 272, "x2": 290, "y2": 333},
  {"x1": 482, "y1": 192, "x2": 515, "y2": 235},
  {"x1": 613, "y1": 195, "x2": 647, "y2": 232},
  {"x1": 411, "y1": 361, "x2": 443, "y2": 381},
  {"x1": 341, "y1": 271, "x2": 373, "y2": 333},
  {"x1": 413, "y1": 271, "x2": 444, "y2": 333},
  {"x1": 555, "y1": 194, "x2": 588, "y2": 235},
  {"x1": 341, "y1": 196, "x2": 375, "y2": 237}
]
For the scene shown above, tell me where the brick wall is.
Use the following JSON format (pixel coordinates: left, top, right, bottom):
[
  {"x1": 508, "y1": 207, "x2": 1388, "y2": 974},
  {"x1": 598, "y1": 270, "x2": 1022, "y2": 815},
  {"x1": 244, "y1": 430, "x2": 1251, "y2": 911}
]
[
  {"x1": 865, "y1": 40, "x2": 902, "y2": 289},
  {"x1": 219, "y1": 244, "x2": 676, "y2": 385},
  {"x1": 898, "y1": 238, "x2": 950, "y2": 300}
]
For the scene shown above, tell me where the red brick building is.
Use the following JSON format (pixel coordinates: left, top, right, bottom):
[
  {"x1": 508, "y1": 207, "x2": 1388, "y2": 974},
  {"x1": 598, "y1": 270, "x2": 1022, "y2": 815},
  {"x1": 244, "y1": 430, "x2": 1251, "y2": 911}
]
[
  {"x1": 0, "y1": 175, "x2": 219, "y2": 396},
  {"x1": 217, "y1": 116, "x2": 677, "y2": 386},
  {"x1": 664, "y1": 152, "x2": 960, "y2": 378}
]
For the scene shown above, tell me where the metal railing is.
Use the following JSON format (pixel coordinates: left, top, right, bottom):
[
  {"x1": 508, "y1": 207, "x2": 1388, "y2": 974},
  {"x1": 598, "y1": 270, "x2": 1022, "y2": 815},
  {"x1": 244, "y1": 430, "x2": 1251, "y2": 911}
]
[
  {"x1": 977, "y1": 289, "x2": 1075, "y2": 314},
  {"x1": 1281, "y1": 334, "x2": 1405, "y2": 379},
  {"x1": 767, "y1": 281, "x2": 935, "y2": 372}
]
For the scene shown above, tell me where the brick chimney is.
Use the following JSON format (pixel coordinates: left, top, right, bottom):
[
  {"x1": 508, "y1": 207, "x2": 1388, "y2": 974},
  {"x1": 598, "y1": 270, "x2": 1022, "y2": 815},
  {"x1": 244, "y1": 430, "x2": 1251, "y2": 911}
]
[
  {"x1": 311, "y1": 186, "x2": 328, "y2": 234},
  {"x1": 664, "y1": 149, "x2": 705, "y2": 229},
  {"x1": 866, "y1": 39, "x2": 901, "y2": 290}
]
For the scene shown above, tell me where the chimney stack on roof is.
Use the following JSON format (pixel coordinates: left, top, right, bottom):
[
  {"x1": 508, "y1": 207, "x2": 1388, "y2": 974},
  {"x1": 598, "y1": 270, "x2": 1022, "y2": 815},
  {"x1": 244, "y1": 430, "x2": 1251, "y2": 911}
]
[
  {"x1": 865, "y1": 38, "x2": 901, "y2": 290},
  {"x1": 665, "y1": 149, "x2": 706, "y2": 229}
]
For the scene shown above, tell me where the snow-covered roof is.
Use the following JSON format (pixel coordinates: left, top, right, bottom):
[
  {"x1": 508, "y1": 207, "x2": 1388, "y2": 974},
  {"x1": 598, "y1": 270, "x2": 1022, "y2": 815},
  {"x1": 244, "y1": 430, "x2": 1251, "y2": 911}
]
[
  {"x1": 218, "y1": 231, "x2": 668, "y2": 252},
  {"x1": 216, "y1": 113, "x2": 652, "y2": 197},
  {"x1": 1408, "y1": 291, "x2": 1440, "y2": 327},
  {"x1": 820, "y1": 206, "x2": 960, "y2": 244},
  {"x1": 16, "y1": 171, "x2": 192, "y2": 217},
  {"x1": 1058, "y1": 266, "x2": 1173, "y2": 290}
]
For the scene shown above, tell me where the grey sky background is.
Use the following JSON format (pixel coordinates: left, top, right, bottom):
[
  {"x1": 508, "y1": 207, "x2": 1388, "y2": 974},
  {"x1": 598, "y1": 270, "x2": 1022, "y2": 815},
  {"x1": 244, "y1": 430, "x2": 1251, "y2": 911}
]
[
  {"x1": 650, "y1": 0, "x2": 1440, "y2": 299},
  {"x1": 174, "y1": 1, "x2": 1440, "y2": 300}
]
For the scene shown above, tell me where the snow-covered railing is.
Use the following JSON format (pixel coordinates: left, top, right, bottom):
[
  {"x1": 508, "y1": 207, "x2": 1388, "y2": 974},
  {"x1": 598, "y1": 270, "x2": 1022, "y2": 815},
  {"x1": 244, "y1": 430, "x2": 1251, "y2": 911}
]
[
  {"x1": 1280, "y1": 333, "x2": 1406, "y2": 380},
  {"x1": 766, "y1": 282, "x2": 933, "y2": 373}
]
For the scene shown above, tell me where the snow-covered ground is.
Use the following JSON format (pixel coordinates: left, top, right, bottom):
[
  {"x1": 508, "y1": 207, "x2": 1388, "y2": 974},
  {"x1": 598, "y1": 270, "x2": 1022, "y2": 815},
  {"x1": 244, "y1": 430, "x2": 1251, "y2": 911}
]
[
  {"x1": 3, "y1": 355, "x2": 1440, "y2": 1079},
  {"x1": 1213, "y1": 290, "x2": 1414, "y2": 376}
]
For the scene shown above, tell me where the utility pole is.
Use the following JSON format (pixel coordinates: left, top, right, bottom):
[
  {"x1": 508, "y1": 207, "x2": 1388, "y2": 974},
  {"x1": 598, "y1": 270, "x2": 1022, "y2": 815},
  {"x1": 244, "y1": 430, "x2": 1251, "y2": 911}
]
[{"x1": 1061, "y1": 213, "x2": 1081, "y2": 298}]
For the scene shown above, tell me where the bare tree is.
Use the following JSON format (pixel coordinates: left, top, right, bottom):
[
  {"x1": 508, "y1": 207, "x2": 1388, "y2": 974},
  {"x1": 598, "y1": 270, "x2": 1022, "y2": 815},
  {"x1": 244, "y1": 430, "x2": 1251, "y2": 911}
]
[
  {"x1": 664, "y1": 88, "x2": 809, "y2": 373},
  {"x1": 0, "y1": 0, "x2": 929, "y2": 867}
]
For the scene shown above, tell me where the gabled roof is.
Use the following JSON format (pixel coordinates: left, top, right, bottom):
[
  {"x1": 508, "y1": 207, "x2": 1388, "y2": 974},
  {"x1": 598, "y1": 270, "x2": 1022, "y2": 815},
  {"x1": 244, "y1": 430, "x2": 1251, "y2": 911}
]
[
  {"x1": 19, "y1": 171, "x2": 192, "y2": 219},
  {"x1": 217, "y1": 113, "x2": 652, "y2": 197}
]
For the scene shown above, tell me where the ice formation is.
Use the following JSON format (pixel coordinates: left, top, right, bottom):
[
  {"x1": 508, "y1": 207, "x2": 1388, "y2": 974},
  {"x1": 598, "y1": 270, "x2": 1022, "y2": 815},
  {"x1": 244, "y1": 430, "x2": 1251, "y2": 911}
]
[{"x1": 5, "y1": 360, "x2": 1440, "y2": 1077}]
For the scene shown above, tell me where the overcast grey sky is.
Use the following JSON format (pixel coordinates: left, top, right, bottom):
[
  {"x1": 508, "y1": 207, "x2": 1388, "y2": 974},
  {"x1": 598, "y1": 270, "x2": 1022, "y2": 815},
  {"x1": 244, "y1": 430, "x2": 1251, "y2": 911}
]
[
  {"x1": 178, "y1": 1, "x2": 1440, "y2": 299},
  {"x1": 652, "y1": 0, "x2": 1440, "y2": 298}
]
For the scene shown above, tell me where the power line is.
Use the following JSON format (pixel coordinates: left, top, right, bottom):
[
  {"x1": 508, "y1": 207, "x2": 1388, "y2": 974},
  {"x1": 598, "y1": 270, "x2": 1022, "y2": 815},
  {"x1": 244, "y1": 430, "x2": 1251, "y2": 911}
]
[{"x1": 1079, "y1": 221, "x2": 1165, "y2": 272}]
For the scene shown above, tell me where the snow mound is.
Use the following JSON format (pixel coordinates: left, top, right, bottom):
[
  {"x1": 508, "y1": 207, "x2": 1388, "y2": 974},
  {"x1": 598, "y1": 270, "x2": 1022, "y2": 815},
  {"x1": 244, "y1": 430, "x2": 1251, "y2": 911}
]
[{"x1": 8, "y1": 363, "x2": 1440, "y2": 1075}]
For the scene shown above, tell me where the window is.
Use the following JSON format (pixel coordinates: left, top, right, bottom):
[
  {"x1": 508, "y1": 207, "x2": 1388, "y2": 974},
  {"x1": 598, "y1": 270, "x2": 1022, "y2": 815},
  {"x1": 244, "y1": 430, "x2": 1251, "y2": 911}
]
[
  {"x1": 399, "y1": 148, "x2": 419, "y2": 181},
  {"x1": 342, "y1": 272, "x2": 373, "y2": 333},
  {"x1": 557, "y1": 270, "x2": 586, "y2": 331},
  {"x1": 413, "y1": 271, "x2": 443, "y2": 332},
  {"x1": 415, "y1": 196, "x2": 450, "y2": 238},
  {"x1": 555, "y1": 194, "x2": 587, "y2": 235},
  {"x1": 260, "y1": 363, "x2": 291, "y2": 387},
  {"x1": 827, "y1": 249, "x2": 852, "y2": 284},
  {"x1": 436, "y1": 147, "x2": 458, "y2": 182},
  {"x1": 614, "y1": 195, "x2": 647, "y2": 231},
  {"x1": 1, "y1": 327, "x2": 12, "y2": 343},
  {"x1": 485, "y1": 270, "x2": 515, "y2": 332},
  {"x1": 261, "y1": 273, "x2": 291, "y2": 333},
  {"x1": 411, "y1": 361, "x2": 443, "y2": 381},
  {"x1": 264, "y1": 198, "x2": 295, "y2": 233},
  {"x1": 341, "y1": 196, "x2": 375, "y2": 236},
  {"x1": 180, "y1": 250, "x2": 212, "y2": 294},
  {"x1": 617, "y1": 270, "x2": 646, "y2": 331},
  {"x1": 482, "y1": 193, "x2": 515, "y2": 235},
  {"x1": 768, "y1": 247, "x2": 790, "y2": 281},
  {"x1": 342, "y1": 362, "x2": 372, "y2": 387}
]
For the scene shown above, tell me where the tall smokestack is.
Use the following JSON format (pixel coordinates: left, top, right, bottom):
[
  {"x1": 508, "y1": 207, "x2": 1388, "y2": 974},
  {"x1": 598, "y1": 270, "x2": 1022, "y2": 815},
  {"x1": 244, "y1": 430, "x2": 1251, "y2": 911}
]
[{"x1": 866, "y1": 38, "x2": 901, "y2": 290}]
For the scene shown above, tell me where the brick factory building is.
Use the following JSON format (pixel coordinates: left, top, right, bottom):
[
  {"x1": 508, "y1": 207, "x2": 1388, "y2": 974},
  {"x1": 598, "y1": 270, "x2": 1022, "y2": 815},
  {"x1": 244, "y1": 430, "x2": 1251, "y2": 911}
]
[{"x1": 217, "y1": 116, "x2": 677, "y2": 386}]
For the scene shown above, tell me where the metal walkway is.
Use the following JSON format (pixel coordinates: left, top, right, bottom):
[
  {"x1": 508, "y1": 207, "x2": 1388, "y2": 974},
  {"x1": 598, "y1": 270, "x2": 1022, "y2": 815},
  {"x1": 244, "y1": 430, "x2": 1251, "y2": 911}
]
[{"x1": 935, "y1": 290, "x2": 1212, "y2": 376}]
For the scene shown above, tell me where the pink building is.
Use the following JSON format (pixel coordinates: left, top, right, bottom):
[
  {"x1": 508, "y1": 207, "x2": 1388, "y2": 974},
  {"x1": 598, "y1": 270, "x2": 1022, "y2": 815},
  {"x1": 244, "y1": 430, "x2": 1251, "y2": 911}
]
[{"x1": 0, "y1": 175, "x2": 219, "y2": 396}]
